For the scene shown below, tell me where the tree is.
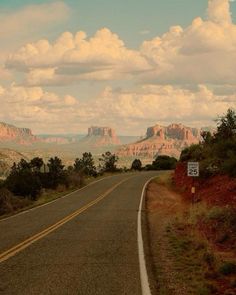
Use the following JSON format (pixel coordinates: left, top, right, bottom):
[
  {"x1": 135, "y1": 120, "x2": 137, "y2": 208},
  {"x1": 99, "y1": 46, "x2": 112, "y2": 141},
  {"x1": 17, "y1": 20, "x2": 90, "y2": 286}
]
[
  {"x1": 99, "y1": 151, "x2": 119, "y2": 172},
  {"x1": 6, "y1": 163, "x2": 42, "y2": 200},
  {"x1": 46, "y1": 157, "x2": 66, "y2": 189},
  {"x1": 216, "y1": 108, "x2": 236, "y2": 140},
  {"x1": 74, "y1": 152, "x2": 96, "y2": 176},
  {"x1": 47, "y1": 157, "x2": 64, "y2": 173},
  {"x1": 30, "y1": 157, "x2": 44, "y2": 172},
  {"x1": 180, "y1": 144, "x2": 205, "y2": 162},
  {"x1": 15, "y1": 159, "x2": 31, "y2": 172},
  {"x1": 131, "y1": 159, "x2": 142, "y2": 171},
  {"x1": 152, "y1": 155, "x2": 177, "y2": 170}
]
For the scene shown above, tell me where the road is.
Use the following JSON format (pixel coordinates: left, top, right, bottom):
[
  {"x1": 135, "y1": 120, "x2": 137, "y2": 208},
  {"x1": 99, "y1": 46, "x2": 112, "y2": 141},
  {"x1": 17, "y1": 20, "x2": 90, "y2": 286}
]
[{"x1": 0, "y1": 172, "x2": 158, "y2": 295}]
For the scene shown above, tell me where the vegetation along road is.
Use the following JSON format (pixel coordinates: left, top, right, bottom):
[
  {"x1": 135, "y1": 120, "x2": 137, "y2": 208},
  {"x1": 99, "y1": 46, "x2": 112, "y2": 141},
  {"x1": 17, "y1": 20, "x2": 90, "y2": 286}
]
[{"x1": 0, "y1": 172, "x2": 159, "y2": 295}]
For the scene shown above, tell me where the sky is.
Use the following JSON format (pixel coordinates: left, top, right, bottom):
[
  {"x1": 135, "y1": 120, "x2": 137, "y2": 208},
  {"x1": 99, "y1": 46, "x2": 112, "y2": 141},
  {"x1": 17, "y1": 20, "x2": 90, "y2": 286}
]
[{"x1": 0, "y1": 0, "x2": 236, "y2": 135}]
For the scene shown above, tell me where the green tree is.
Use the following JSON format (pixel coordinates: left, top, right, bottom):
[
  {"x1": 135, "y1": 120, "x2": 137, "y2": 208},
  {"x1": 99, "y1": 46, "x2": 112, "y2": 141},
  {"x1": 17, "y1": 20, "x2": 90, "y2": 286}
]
[
  {"x1": 180, "y1": 144, "x2": 205, "y2": 162},
  {"x1": 30, "y1": 157, "x2": 44, "y2": 172},
  {"x1": 6, "y1": 160, "x2": 42, "y2": 200},
  {"x1": 99, "y1": 151, "x2": 119, "y2": 172},
  {"x1": 152, "y1": 155, "x2": 177, "y2": 170},
  {"x1": 131, "y1": 159, "x2": 142, "y2": 171},
  {"x1": 216, "y1": 108, "x2": 236, "y2": 140},
  {"x1": 74, "y1": 152, "x2": 96, "y2": 176},
  {"x1": 46, "y1": 157, "x2": 66, "y2": 189}
]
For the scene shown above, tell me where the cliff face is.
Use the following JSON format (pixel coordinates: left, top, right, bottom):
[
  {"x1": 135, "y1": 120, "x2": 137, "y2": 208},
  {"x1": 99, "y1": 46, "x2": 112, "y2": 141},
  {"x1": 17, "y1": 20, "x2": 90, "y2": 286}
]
[
  {"x1": 117, "y1": 123, "x2": 201, "y2": 159},
  {"x1": 81, "y1": 126, "x2": 121, "y2": 146},
  {"x1": 0, "y1": 148, "x2": 28, "y2": 177},
  {"x1": 0, "y1": 122, "x2": 38, "y2": 144}
]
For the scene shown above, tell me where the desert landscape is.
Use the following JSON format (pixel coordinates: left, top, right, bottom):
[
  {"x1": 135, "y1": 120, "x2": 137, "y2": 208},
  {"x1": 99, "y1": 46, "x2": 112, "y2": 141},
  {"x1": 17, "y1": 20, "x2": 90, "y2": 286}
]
[{"x1": 0, "y1": 121, "x2": 204, "y2": 177}]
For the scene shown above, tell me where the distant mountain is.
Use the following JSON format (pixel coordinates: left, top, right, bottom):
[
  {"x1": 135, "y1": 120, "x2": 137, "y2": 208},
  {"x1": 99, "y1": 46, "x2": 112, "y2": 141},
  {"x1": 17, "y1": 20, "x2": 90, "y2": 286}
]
[
  {"x1": 0, "y1": 148, "x2": 28, "y2": 177},
  {"x1": 118, "y1": 135, "x2": 140, "y2": 145},
  {"x1": 37, "y1": 134, "x2": 85, "y2": 145},
  {"x1": 78, "y1": 126, "x2": 121, "y2": 147},
  {"x1": 117, "y1": 123, "x2": 201, "y2": 159},
  {"x1": 0, "y1": 122, "x2": 38, "y2": 145}
]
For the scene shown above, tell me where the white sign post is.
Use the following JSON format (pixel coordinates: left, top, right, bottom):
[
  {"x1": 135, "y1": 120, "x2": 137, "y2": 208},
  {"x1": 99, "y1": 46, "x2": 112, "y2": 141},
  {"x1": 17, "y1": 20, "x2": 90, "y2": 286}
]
[
  {"x1": 187, "y1": 162, "x2": 199, "y2": 204},
  {"x1": 187, "y1": 162, "x2": 199, "y2": 177}
]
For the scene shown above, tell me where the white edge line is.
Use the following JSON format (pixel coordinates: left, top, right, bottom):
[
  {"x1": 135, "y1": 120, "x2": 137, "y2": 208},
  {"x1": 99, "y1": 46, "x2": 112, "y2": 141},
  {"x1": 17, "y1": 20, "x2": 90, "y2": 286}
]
[
  {"x1": 0, "y1": 174, "x2": 123, "y2": 223},
  {"x1": 138, "y1": 176, "x2": 157, "y2": 295}
]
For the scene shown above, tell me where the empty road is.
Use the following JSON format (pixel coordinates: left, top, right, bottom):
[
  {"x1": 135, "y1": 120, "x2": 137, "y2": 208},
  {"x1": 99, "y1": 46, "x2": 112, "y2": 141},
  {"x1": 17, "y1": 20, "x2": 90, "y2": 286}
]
[{"x1": 0, "y1": 172, "x2": 158, "y2": 295}]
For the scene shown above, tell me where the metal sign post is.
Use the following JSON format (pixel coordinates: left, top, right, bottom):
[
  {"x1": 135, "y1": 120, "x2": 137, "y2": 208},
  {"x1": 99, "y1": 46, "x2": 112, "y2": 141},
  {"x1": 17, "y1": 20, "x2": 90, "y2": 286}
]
[{"x1": 187, "y1": 162, "x2": 199, "y2": 204}]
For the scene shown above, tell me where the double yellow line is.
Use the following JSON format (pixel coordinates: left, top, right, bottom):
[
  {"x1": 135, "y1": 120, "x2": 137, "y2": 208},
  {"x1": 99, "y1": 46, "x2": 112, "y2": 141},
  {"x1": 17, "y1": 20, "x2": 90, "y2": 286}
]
[{"x1": 0, "y1": 177, "x2": 131, "y2": 264}]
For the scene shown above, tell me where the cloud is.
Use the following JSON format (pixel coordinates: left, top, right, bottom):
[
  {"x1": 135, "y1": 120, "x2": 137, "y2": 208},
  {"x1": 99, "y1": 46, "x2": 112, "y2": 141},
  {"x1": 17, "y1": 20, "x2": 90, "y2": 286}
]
[
  {"x1": 6, "y1": 28, "x2": 150, "y2": 86},
  {"x1": 1, "y1": 84, "x2": 235, "y2": 134},
  {"x1": 0, "y1": 2, "x2": 70, "y2": 40},
  {"x1": 6, "y1": 0, "x2": 236, "y2": 87},
  {"x1": 0, "y1": 84, "x2": 83, "y2": 133},
  {"x1": 0, "y1": 1, "x2": 70, "y2": 54},
  {"x1": 93, "y1": 85, "x2": 236, "y2": 131},
  {"x1": 208, "y1": 0, "x2": 232, "y2": 24},
  {"x1": 140, "y1": 0, "x2": 236, "y2": 85},
  {"x1": 0, "y1": 66, "x2": 12, "y2": 80}
]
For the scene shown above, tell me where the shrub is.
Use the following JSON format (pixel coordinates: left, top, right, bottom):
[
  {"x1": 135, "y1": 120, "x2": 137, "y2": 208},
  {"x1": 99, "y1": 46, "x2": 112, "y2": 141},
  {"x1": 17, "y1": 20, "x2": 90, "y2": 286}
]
[
  {"x1": 0, "y1": 188, "x2": 31, "y2": 215},
  {"x1": 6, "y1": 170, "x2": 42, "y2": 200},
  {"x1": 131, "y1": 159, "x2": 142, "y2": 171},
  {"x1": 0, "y1": 188, "x2": 14, "y2": 215},
  {"x1": 180, "y1": 144, "x2": 205, "y2": 162},
  {"x1": 152, "y1": 155, "x2": 177, "y2": 170},
  {"x1": 219, "y1": 262, "x2": 236, "y2": 276}
]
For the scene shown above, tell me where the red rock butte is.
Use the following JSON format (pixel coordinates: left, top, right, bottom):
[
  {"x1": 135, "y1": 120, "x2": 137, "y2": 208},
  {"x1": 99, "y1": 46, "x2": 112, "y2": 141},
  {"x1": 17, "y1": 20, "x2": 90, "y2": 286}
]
[
  {"x1": 0, "y1": 122, "x2": 38, "y2": 144},
  {"x1": 84, "y1": 126, "x2": 121, "y2": 146},
  {"x1": 117, "y1": 123, "x2": 201, "y2": 159}
]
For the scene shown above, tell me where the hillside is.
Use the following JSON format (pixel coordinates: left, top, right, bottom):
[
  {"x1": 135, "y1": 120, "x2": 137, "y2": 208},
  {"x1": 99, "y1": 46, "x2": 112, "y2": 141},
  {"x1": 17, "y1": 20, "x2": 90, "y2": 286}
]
[
  {"x1": 0, "y1": 148, "x2": 28, "y2": 177},
  {"x1": 0, "y1": 122, "x2": 38, "y2": 144},
  {"x1": 117, "y1": 123, "x2": 201, "y2": 159},
  {"x1": 78, "y1": 126, "x2": 121, "y2": 147}
]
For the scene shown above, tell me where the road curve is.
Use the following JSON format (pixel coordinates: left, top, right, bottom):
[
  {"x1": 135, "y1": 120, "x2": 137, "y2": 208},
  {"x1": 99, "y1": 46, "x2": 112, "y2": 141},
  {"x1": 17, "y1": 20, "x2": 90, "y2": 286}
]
[{"x1": 0, "y1": 172, "x2": 158, "y2": 295}]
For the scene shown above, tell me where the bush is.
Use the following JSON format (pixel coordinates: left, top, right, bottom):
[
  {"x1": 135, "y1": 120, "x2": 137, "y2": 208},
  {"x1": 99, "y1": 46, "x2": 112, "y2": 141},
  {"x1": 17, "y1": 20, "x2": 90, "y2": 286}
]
[
  {"x1": 180, "y1": 144, "x2": 205, "y2": 162},
  {"x1": 152, "y1": 155, "x2": 177, "y2": 170},
  {"x1": 178, "y1": 109, "x2": 236, "y2": 178},
  {"x1": 67, "y1": 171, "x2": 85, "y2": 188},
  {"x1": 131, "y1": 159, "x2": 142, "y2": 171},
  {"x1": 219, "y1": 262, "x2": 236, "y2": 276},
  {"x1": 6, "y1": 170, "x2": 42, "y2": 200},
  {"x1": 0, "y1": 188, "x2": 31, "y2": 215},
  {"x1": 0, "y1": 188, "x2": 14, "y2": 215}
]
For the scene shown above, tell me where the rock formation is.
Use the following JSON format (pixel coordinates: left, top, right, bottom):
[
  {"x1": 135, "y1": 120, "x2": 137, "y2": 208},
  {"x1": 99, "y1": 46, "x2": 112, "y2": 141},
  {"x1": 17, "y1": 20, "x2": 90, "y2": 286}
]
[
  {"x1": 0, "y1": 122, "x2": 38, "y2": 144},
  {"x1": 0, "y1": 148, "x2": 28, "y2": 177},
  {"x1": 80, "y1": 126, "x2": 121, "y2": 147},
  {"x1": 117, "y1": 123, "x2": 201, "y2": 159}
]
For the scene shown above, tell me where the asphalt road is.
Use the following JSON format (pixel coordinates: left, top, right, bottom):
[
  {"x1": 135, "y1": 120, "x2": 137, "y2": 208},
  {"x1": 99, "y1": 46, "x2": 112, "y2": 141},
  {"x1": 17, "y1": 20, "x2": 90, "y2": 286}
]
[{"x1": 0, "y1": 172, "x2": 158, "y2": 295}]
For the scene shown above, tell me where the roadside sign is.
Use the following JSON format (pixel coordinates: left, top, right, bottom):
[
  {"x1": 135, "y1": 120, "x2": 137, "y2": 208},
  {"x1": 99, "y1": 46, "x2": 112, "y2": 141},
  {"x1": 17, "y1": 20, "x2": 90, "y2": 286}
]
[{"x1": 187, "y1": 162, "x2": 199, "y2": 177}]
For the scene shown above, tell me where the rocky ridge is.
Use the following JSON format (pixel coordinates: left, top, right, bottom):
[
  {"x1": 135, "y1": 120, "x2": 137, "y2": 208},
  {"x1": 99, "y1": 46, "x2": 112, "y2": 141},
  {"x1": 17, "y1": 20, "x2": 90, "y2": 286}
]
[
  {"x1": 80, "y1": 126, "x2": 121, "y2": 146},
  {"x1": 0, "y1": 148, "x2": 28, "y2": 177},
  {"x1": 117, "y1": 123, "x2": 201, "y2": 159},
  {"x1": 0, "y1": 122, "x2": 38, "y2": 144}
]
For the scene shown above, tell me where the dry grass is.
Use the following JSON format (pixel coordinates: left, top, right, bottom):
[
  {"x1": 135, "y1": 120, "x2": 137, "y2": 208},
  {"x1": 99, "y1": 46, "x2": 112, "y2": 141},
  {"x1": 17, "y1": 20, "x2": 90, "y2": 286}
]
[{"x1": 146, "y1": 172, "x2": 236, "y2": 295}]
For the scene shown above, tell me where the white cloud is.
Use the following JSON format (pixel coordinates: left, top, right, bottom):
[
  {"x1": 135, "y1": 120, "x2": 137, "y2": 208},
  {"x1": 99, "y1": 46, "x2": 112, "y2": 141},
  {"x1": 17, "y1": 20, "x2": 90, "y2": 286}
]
[
  {"x1": 208, "y1": 0, "x2": 232, "y2": 24},
  {"x1": 6, "y1": 28, "x2": 150, "y2": 85},
  {"x1": 0, "y1": 66, "x2": 12, "y2": 80},
  {"x1": 93, "y1": 85, "x2": 236, "y2": 131},
  {"x1": 140, "y1": 0, "x2": 236, "y2": 85},
  {"x1": 1, "y1": 84, "x2": 235, "y2": 134},
  {"x1": 6, "y1": 0, "x2": 236, "y2": 87},
  {"x1": 0, "y1": 2, "x2": 69, "y2": 40}
]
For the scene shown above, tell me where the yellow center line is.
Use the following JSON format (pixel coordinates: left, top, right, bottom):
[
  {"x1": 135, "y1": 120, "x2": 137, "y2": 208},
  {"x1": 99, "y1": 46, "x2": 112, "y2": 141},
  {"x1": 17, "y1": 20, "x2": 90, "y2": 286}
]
[{"x1": 0, "y1": 177, "x2": 132, "y2": 264}]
